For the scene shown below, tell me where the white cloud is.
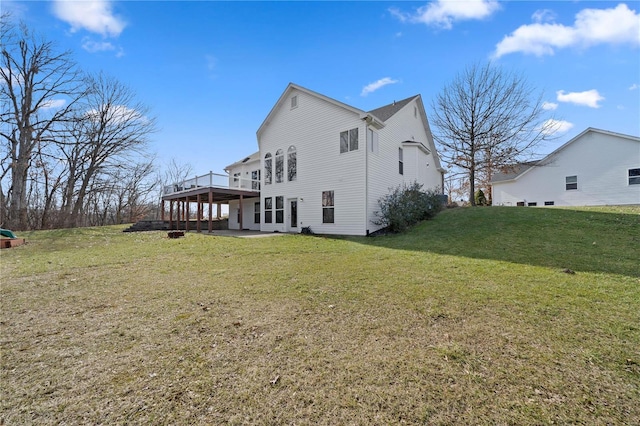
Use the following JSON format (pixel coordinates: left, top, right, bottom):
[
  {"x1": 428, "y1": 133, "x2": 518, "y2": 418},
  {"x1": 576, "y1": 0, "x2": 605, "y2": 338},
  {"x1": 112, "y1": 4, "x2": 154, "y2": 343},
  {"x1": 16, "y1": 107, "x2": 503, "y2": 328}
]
[
  {"x1": 361, "y1": 77, "x2": 399, "y2": 96},
  {"x1": 81, "y1": 38, "x2": 124, "y2": 57},
  {"x1": 52, "y1": 0, "x2": 126, "y2": 38},
  {"x1": 556, "y1": 89, "x2": 605, "y2": 108},
  {"x1": 541, "y1": 119, "x2": 574, "y2": 136},
  {"x1": 87, "y1": 104, "x2": 143, "y2": 124},
  {"x1": 494, "y1": 3, "x2": 640, "y2": 57},
  {"x1": 532, "y1": 9, "x2": 556, "y2": 24},
  {"x1": 390, "y1": 0, "x2": 500, "y2": 29},
  {"x1": 40, "y1": 99, "x2": 67, "y2": 110},
  {"x1": 542, "y1": 101, "x2": 558, "y2": 111},
  {"x1": 630, "y1": 83, "x2": 639, "y2": 90}
]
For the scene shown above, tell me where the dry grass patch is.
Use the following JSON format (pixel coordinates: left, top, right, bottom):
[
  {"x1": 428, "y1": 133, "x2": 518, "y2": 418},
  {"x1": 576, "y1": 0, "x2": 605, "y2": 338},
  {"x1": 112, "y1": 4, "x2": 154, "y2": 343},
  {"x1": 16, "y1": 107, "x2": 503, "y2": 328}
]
[{"x1": 2, "y1": 207, "x2": 639, "y2": 424}]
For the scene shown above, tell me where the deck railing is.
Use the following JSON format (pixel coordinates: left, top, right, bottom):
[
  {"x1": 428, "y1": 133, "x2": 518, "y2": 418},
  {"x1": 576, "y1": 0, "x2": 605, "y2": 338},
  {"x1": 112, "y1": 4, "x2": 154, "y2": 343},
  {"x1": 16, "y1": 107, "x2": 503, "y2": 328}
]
[{"x1": 163, "y1": 171, "x2": 260, "y2": 195}]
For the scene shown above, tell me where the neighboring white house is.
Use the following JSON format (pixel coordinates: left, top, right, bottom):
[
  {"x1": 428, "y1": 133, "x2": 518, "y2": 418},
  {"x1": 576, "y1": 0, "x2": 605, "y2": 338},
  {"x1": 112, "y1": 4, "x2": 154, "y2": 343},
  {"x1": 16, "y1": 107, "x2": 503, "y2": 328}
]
[
  {"x1": 224, "y1": 83, "x2": 445, "y2": 235},
  {"x1": 491, "y1": 128, "x2": 640, "y2": 207}
]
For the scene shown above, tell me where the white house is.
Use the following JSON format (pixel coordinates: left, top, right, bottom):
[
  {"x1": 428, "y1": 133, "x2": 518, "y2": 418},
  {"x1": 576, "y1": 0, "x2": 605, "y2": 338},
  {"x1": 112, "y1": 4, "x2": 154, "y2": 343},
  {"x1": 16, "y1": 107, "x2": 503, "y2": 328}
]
[
  {"x1": 221, "y1": 83, "x2": 445, "y2": 235},
  {"x1": 491, "y1": 128, "x2": 640, "y2": 207}
]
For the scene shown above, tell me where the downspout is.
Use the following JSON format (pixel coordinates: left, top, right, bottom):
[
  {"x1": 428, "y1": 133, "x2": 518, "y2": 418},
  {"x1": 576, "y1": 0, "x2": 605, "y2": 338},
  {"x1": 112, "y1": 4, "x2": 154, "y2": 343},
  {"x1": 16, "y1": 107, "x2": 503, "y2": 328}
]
[{"x1": 364, "y1": 121, "x2": 369, "y2": 236}]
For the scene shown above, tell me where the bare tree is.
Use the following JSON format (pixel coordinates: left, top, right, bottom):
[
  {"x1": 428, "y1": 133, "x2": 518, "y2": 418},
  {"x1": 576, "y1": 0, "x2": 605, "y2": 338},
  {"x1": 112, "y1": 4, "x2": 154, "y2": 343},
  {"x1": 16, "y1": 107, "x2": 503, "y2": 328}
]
[
  {"x1": 0, "y1": 15, "x2": 85, "y2": 229},
  {"x1": 431, "y1": 62, "x2": 556, "y2": 205},
  {"x1": 58, "y1": 72, "x2": 156, "y2": 227}
]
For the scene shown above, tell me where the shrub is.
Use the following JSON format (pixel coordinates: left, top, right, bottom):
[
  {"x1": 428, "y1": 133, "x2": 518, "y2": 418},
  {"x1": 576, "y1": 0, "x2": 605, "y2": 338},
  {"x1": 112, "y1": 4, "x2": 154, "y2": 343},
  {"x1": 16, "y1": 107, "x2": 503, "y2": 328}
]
[
  {"x1": 475, "y1": 189, "x2": 487, "y2": 206},
  {"x1": 374, "y1": 182, "x2": 444, "y2": 233}
]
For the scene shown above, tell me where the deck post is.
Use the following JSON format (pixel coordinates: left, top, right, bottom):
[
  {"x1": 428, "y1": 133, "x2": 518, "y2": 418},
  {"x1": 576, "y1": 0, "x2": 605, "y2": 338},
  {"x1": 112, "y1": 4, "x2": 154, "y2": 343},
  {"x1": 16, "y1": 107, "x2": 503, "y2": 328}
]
[
  {"x1": 196, "y1": 193, "x2": 202, "y2": 233},
  {"x1": 169, "y1": 200, "x2": 174, "y2": 230},
  {"x1": 239, "y1": 194, "x2": 244, "y2": 230},
  {"x1": 208, "y1": 188, "x2": 213, "y2": 233},
  {"x1": 185, "y1": 196, "x2": 190, "y2": 231}
]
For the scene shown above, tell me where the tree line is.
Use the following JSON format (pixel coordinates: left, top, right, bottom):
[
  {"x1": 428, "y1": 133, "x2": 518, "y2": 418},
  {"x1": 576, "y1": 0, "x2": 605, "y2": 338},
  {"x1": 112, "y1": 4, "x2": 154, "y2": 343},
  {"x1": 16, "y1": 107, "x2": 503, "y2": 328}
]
[{"x1": 1, "y1": 15, "x2": 159, "y2": 230}]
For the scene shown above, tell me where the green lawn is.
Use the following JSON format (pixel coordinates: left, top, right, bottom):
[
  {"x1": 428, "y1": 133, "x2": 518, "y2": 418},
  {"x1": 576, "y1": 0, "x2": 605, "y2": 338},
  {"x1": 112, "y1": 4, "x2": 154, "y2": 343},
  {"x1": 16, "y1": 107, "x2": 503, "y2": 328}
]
[{"x1": 1, "y1": 206, "x2": 639, "y2": 424}]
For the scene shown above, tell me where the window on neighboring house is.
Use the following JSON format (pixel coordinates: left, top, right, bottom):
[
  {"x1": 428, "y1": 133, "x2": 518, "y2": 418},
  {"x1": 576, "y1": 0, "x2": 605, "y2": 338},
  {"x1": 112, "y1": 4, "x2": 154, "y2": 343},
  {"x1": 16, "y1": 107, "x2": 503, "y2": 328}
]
[
  {"x1": 398, "y1": 148, "x2": 404, "y2": 175},
  {"x1": 264, "y1": 197, "x2": 272, "y2": 223},
  {"x1": 566, "y1": 175, "x2": 577, "y2": 190},
  {"x1": 287, "y1": 146, "x2": 297, "y2": 181},
  {"x1": 322, "y1": 190, "x2": 334, "y2": 223},
  {"x1": 544, "y1": 201, "x2": 555, "y2": 206},
  {"x1": 340, "y1": 128, "x2": 358, "y2": 153},
  {"x1": 264, "y1": 153, "x2": 272, "y2": 185},
  {"x1": 251, "y1": 170, "x2": 260, "y2": 190},
  {"x1": 291, "y1": 95, "x2": 298, "y2": 109},
  {"x1": 275, "y1": 196, "x2": 284, "y2": 223},
  {"x1": 629, "y1": 168, "x2": 640, "y2": 185},
  {"x1": 254, "y1": 202, "x2": 260, "y2": 224},
  {"x1": 275, "y1": 149, "x2": 284, "y2": 183},
  {"x1": 368, "y1": 128, "x2": 378, "y2": 154}
]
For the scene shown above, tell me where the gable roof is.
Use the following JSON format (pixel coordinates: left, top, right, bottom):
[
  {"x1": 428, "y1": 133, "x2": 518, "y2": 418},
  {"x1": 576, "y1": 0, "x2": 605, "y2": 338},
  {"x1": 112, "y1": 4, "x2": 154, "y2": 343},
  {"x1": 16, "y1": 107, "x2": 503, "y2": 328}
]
[
  {"x1": 255, "y1": 83, "x2": 445, "y2": 173},
  {"x1": 257, "y1": 83, "x2": 367, "y2": 139},
  {"x1": 491, "y1": 127, "x2": 640, "y2": 184},
  {"x1": 367, "y1": 96, "x2": 417, "y2": 122},
  {"x1": 224, "y1": 151, "x2": 260, "y2": 172}
]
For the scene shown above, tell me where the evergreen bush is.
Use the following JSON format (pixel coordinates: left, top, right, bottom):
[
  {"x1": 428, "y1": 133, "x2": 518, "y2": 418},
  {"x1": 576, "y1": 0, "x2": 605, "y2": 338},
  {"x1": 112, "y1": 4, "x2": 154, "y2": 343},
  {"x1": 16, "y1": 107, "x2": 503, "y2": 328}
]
[{"x1": 374, "y1": 182, "x2": 444, "y2": 233}]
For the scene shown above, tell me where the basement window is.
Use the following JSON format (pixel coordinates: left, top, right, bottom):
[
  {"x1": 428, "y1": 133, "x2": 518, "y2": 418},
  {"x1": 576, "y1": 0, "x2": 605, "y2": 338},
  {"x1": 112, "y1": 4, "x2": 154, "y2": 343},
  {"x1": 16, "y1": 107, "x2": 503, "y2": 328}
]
[
  {"x1": 629, "y1": 168, "x2": 640, "y2": 185},
  {"x1": 528, "y1": 202, "x2": 537, "y2": 207},
  {"x1": 544, "y1": 201, "x2": 555, "y2": 206}
]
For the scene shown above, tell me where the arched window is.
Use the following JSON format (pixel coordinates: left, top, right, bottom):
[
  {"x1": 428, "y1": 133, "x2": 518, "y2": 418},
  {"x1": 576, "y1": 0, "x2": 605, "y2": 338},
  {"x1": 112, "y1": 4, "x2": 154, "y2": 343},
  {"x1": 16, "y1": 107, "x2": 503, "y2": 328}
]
[
  {"x1": 264, "y1": 153, "x2": 272, "y2": 185},
  {"x1": 287, "y1": 146, "x2": 297, "y2": 181},
  {"x1": 275, "y1": 149, "x2": 284, "y2": 183}
]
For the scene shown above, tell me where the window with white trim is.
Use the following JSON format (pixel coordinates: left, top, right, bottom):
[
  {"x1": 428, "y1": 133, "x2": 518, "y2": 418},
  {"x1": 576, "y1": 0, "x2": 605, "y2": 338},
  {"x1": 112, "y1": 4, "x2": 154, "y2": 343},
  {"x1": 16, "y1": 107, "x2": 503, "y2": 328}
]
[
  {"x1": 251, "y1": 170, "x2": 260, "y2": 190},
  {"x1": 264, "y1": 153, "x2": 272, "y2": 185},
  {"x1": 565, "y1": 175, "x2": 577, "y2": 190},
  {"x1": 254, "y1": 202, "x2": 260, "y2": 224},
  {"x1": 264, "y1": 197, "x2": 272, "y2": 223},
  {"x1": 275, "y1": 149, "x2": 284, "y2": 183},
  {"x1": 291, "y1": 95, "x2": 298, "y2": 109},
  {"x1": 398, "y1": 148, "x2": 404, "y2": 175},
  {"x1": 287, "y1": 146, "x2": 297, "y2": 181},
  {"x1": 367, "y1": 128, "x2": 378, "y2": 154},
  {"x1": 340, "y1": 128, "x2": 358, "y2": 153},
  {"x1": 629, "y1": 168, "x2": 640, "y2": 185},
  {"x1": 275, "y1": 196, "x2": 284, "y2": 223},
  {"x1": 322, "y1": 191, "x2": 334, "y2": 224}
]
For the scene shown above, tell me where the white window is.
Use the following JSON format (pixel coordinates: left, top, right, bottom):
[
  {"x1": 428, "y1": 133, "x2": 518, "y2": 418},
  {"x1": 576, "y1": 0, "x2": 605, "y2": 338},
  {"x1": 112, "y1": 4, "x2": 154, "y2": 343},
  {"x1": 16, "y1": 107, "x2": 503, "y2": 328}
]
[
  {"x1": 322, "y1": 191, "x2": 334, "y2": 223},
  {"x1": 264, "y1": 153, "x2": 272, "y2": 185},
  {"x1": 367, "y1": 128, "x2": 378, "y2": 154},
  {"x1": 566, "y1": 175, "x2": 577, "y2": 191},
  {"x1": 291, "y1": 95, "x2": 298, "y2": 109},
  {"x1": 275, "y1": 196, "x2": 284, "y2": 223},
  {"x1": 251, "y1": 170, "x2": 260, "y2": 190},
  {"x1": 398, "y1": 148, "x2": 404, "y2": 175},
  {"x1": 340, "y1": 128, "x2": 358, "y2": 153},
  {"x1": 254, "y1": 202, "x2": 260, "y2": 224},
  {"x1": 264, "y1": 197, "x2": 272, "y2": 223},
  {"x1": 275, "y1": 149, "x2": 284, "y2": 183},
  {"x1": 287, "y1": 146, "x2": 297, "y2": 181},
  {"x1": 629, "y1": 168, "x2": 640, "y2": 185}
]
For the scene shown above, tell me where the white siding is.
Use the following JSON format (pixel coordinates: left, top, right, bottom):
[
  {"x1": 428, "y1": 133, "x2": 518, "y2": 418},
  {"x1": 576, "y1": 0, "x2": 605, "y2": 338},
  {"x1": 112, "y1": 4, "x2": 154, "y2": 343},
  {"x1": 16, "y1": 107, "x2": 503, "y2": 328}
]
[
  {"x1": 228, "y1": 198, "x2": 261, "y2": 230},
  {"x1": 366, "y1": 99, "x2": 443, "y2": 233},
  {"x1": 259, "y1": 88, "x2": 367, "y2": 235},
  {"x1": 492, "y1": 131, "x2": 640, "y2": 206}
]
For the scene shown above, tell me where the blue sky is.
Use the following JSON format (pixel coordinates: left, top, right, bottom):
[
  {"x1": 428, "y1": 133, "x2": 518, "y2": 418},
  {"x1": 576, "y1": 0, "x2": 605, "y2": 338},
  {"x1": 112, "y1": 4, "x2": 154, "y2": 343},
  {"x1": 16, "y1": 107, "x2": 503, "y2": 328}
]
[{"x1": 5, "y1": 0, "x2": 640, "y2": 175}]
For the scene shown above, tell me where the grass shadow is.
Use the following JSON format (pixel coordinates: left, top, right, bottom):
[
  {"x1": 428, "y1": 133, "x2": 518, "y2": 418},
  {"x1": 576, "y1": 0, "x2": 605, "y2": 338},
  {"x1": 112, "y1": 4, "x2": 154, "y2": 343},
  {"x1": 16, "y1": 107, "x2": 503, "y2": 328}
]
[{"x1": 342, "y1": 206, "x2": 640, "y2": 278}]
